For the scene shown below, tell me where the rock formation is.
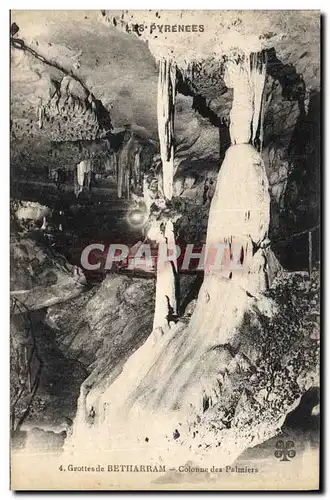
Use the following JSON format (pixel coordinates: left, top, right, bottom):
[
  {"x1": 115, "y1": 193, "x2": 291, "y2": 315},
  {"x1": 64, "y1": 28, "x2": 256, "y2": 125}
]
[{"x1": 10, "y1": 10, "x2": 320, "y2": 472}]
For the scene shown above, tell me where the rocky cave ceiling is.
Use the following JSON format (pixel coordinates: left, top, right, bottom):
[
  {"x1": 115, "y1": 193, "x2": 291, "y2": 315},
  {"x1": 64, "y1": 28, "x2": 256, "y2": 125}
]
[{"x1": 11, "y1": 10, "x2": 319, "y2": 150}]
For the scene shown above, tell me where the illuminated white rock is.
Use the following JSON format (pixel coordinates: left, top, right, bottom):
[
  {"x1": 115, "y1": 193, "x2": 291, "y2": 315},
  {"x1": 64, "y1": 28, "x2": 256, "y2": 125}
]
[{"x1": 16, "y1": 201, "x2": 51, "y2": 221}]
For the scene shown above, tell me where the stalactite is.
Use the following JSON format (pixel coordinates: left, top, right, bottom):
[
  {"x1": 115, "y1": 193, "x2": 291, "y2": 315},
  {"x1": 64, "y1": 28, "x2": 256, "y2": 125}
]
[
  {"x1": 65, "y1": 51, "x2": 278, "y2": 469},
  {"x1": 117, "y1": 145, "x2": 130, "y2": 199},
  {"x1": 157, "y1": 58, "x2": 176, "y2": 200},
  {"x1": 133, "y1": 148, "x2": 141, "y2": 186},
  {"x1": 37, "y1": 104, "x2": 45, "y2": 129},
  {"x1": 75, "y1": 160, "x2": 93, "y2": 197},
  {"x1": 116, "y1": 150, "x2": 124, "y2": 199},
  {"x1": 225, "y1": 57, "x2": 253, "y2": 145},
  {"x1": 125, "y1": 165, "x2": 130, "y2": 200},
  {"x1": 152, "y1": 57, "x2": 178, "y2": 330},
  {"x1": 116, "y1": 130, "x2": 140, "y2": 200},
  {"x1": 209, "y1": 53, "x2": 270, "y2": 293},
  {"x1": 250, "y1": 51, "x2": 267, "y2": 149},
  {"x1": 259, "y1": 82, "x2": 266, "y2": 152},
  {"x1": 224, "y1": 53, "x2": 267, "y2": 149}
]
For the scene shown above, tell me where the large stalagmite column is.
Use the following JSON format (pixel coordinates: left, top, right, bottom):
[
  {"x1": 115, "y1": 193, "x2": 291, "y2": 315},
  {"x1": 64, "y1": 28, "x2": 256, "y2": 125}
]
[
  {"x1": 186, "y1": 52, "x2": 270, "y2": 346},
  {"x1": 205, "y1": 53, "x2": 270, "y2": 291}
]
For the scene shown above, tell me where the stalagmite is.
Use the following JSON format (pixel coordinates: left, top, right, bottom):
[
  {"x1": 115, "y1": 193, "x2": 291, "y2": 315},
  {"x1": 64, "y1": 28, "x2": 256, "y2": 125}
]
[
  {"x1": 157, "y1": 58, "x2": 176, "y2": 201},
  {"x1": 259, "y1": 88, "x2": 266, "y2": 152},
  {"x1": 124, "y1": 165, "x2": 130, "y2": 200},
  {"x1": 104, "y1": 153, "x2": 117, "y2": 175},
  {"x1": 113, "y1": 54, "x2": 272, "y2": 420},
  {"x1": 40, "y1": 216, "x2": 47, "y2": 231},
  {"x1": 112, "y1": 53, "x2": 271, "y2": 414},
  {"x1": 153, "y1": 220, "x2": 178, "y2": 331},
  {"x1": 75, "y1": 160, "x2": 93, "y2": 197}
]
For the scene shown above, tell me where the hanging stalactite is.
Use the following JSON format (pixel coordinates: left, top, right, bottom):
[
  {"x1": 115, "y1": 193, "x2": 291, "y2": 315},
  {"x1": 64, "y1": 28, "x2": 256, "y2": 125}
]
[
  {"x1": 224, "y1": 52, "x2": 267, "y2": 150},
  {"x1": 225, "y1": 57, "x2": 254, "y2": 145},
  {"x1": 157, "y1": 57, "x2": 176, "y2": 201},
  {"x1": 128, "y1": 53, "x2": 272, "y2": 416},
  {"x1": 151, "y1": 57, "x2": 179, "y2": 331},
  {"x1": 249, "y1": 51, "x2": 267, "y2": 151},
  {"x1": 116, "y1": 130, "x2": 144, "y2": 200}
]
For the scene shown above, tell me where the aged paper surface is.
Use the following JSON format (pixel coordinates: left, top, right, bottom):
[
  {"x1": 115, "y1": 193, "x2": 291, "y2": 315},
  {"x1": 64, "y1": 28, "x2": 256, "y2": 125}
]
[{"x1": 10, "y1": 10, "x2": 320, "y2": 490}]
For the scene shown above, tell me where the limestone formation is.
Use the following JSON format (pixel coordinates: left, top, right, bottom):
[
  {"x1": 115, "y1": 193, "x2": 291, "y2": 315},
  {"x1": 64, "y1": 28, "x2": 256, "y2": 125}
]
[{"x1": 10, "y1": 11, "x2": 320, "y2": 480}]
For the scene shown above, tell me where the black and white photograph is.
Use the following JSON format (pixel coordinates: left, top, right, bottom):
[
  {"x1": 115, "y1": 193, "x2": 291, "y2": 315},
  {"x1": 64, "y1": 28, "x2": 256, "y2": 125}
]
[{"x1": 9, "y1": 9, "x2": 320, "y2": 490}]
